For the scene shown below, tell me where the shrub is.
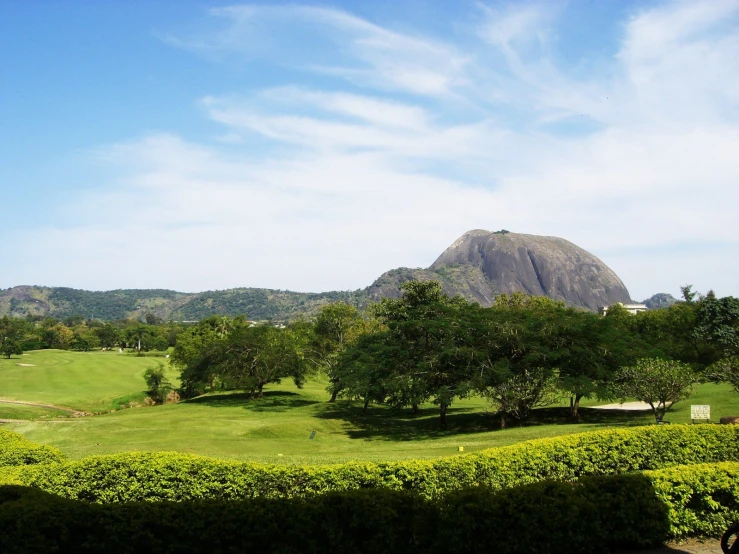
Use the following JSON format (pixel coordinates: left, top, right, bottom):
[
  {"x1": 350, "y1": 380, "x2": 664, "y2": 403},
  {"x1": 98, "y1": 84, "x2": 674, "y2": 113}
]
[
  {"x1": 0, "y1": 475, "x2": 668, "y2": 554},
  {"x1": 0, "y1": 429, "x2": 65, "y2": 468},
  {"x1": 646, "y1": 462, "x2": 739, "y2": 538},
  {"x1": 2, "y1": 461, "x2": 739, "y2": 552},
  {"x1": 2, "y1": 424, "x2": 738, "y2": 502},
  {"x1": 143, "y1": 362, "x2": 172, "y2": 404}
]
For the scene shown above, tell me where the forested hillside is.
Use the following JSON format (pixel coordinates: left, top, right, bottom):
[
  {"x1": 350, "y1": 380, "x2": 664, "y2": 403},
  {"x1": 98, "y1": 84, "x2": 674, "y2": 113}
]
[{"x1": 0, "y1": 285, "x2": 365, "y2": 322}]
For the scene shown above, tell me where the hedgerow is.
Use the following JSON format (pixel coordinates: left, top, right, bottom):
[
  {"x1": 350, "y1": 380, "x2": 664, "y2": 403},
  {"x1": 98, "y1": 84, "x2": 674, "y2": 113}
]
[
  {"x1": 0, "y1": 474, "x2": 669, "y2": 554},
  {"x1": 646, "y1": 462, "x2": 739, "y2": 538},
  {"x1": 1, "y1": 424, "x2": 738, "y2": 502},
  {"x1": 0, "y1": 429, "x2": 65, "y2": 468},
  {"x1": 4, "y1": 462, "x2": 737, "y2": 554}
]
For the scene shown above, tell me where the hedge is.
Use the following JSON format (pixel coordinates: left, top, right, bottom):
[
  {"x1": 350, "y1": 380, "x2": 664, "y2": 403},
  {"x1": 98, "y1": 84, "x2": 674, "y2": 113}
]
[
  {"x1": 3, "y1": 462, "x2": 736, "y2": 554},
  {"x1": 1, "y1": 424, "x2": 738, "y2": 502},
  {"x1": 0, "y1": 429, "x2": 65, "y2": 468},
  {"x1": 646, "y1": 462, "x2": 739, "y2": 538},
  {"x1": 0, "y1": 474, "x2": 670, "y2": 554}
]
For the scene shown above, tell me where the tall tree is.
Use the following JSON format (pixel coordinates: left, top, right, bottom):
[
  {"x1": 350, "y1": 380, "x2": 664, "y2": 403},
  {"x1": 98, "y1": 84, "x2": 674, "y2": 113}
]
[
  {"x1": 613, "y1": 358, "x2": 696, "y2": 423},
  {"x1": 311, "y1": 302, "x2": 378, "y2": 402},
  {"x1": 208, "y1": 324, "x2": 311, "y2": 398},
  {"x1": 0, "y1": 316, "x2": 26, "y2": 358},
  {"x1": 371, "y1": 281, "x2": 481, "y2": 428}
]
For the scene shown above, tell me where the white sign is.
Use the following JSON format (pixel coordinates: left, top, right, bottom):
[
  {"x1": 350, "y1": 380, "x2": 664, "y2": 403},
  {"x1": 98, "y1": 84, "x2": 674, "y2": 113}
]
[{"x1": 691, "y1": 405, "x2": 711, "y2": 420}]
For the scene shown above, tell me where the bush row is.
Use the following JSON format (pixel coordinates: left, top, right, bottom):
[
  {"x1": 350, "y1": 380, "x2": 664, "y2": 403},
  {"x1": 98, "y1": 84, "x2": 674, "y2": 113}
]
[
  {"x1": 1, "y1": 424, "x2": 738, "y2": 501},
  {"x1": 3, "y1": 462, "x2": 739, "y2": 554},
  {"x1": 0, "y1": 429, "x2": 64, "y2": 468},
  {"x1": 647, "y1": 462, "x2": 739, "y2": 538},
  {"x1": 0, "y1": 474, "x2": 669, "y2": 554}
]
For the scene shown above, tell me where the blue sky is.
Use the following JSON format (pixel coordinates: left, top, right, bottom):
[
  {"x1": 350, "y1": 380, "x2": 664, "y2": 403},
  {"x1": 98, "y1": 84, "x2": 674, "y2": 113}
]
[{"x1": 1, "y1": 0, "x2": 738, "y2": 300}]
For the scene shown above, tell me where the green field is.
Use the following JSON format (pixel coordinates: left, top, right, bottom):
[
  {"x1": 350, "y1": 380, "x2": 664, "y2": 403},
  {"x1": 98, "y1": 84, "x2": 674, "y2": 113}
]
[
  {"x1": 0, "y1": 350, "x2": 179, "y2": 413},
  {"x1": 3, "y1": 350, "x2": 739, "y2": 464}
]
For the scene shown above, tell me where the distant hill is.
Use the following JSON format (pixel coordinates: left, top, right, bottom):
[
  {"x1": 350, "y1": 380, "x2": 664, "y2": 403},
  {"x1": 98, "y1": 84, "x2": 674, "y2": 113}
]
[
  {"x1": 0, "y1": 285, "x2": 363, "y2": 322},
  {"x1": 642, "y1": 292, "x2": 678, "y2": 310},
  {"x1": 0, "y1": 230, "x2": 635, "y2": 321}
]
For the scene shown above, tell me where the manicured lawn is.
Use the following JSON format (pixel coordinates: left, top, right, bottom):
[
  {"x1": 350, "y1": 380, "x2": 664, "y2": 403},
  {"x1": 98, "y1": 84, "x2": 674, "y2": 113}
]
[
  {"x1": 0, "y1": 350, "x2": 179, "y2": 413},
  {"x1": 3, "y1": 350, "x2": 739, "y2": 464},
  {"x1": 0, "y1": 403, "x2": 71, "y2": 420}
]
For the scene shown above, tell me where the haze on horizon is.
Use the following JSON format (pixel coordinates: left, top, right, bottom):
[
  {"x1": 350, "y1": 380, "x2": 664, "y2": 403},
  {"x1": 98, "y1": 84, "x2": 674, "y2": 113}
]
[{"x1": 1, "y1": 0, "x2": 738, "y2": 301}]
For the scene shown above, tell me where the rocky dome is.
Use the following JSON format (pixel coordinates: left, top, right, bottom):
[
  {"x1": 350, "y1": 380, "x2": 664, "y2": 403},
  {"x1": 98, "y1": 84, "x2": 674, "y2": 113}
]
[{"x1": 425, "y1": 230, "x2": 632, "y2": 310}]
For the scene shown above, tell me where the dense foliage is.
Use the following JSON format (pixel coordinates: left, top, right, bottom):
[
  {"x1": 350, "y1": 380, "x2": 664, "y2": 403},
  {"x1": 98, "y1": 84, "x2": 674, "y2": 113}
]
[
  {"x1": 0, "y1": 430, "x2": 65, "y2": 468},
  {"x1": 3, "y1": 462, "x2": 739, "y2": 553},
  {"x1": 0, "y1": 475, "x2": 666, "y2": 554},
  {"x1": 0, "y1": 285, "x2": 365, "y2": 322}
]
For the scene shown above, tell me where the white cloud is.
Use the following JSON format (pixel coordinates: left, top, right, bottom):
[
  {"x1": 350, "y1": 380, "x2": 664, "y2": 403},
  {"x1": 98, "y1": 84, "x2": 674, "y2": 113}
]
[{"x1": 8, "y1": 0, "x2": 739, "y2": 301}]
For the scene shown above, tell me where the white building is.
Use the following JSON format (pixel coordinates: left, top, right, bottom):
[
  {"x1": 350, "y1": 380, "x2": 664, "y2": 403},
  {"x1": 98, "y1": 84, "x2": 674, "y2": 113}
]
[{"x1": 598, "y1": 302, "x2": 648, "y2": 316}]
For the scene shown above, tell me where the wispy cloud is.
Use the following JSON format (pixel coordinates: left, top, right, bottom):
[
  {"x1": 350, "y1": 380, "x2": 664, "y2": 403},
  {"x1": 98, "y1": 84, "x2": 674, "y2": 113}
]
[{"x1": 10, "y1": 1, "x2": 739, "y2": 299}]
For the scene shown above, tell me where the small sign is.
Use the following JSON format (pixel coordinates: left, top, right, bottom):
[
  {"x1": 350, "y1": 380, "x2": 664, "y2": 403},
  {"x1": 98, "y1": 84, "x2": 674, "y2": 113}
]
[
  {"x1": 309, "y1": 430, "x2": 316, "y2": 440},
  {"x1": 691, "y1": 405, "x2": 711, "y2": 421},
  {"x1": 458, "y1": 446, "x2": 464, "y2": 452}
]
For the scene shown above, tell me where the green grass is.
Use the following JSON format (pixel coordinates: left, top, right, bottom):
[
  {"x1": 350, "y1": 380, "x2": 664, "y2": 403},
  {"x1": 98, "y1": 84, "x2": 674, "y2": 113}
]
[
  {"x1": 3, "y1": 350, "x2": 739, "y2": 465},
  {"x1": 0, "y1": 350, "x2": 179, "y2": 413},
  {"x1": 0, "y1": 403, "x2": 71, "y2": 420}
]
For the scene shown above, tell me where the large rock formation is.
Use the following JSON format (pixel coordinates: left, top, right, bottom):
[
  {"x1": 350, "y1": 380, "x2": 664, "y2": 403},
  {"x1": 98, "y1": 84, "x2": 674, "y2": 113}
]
[
  {"x1": 0, "y1": 230, "x2": 633, "y2": 320},
  {"x1": 366, "y1": 230, "x2": 632, "y2": 311}
]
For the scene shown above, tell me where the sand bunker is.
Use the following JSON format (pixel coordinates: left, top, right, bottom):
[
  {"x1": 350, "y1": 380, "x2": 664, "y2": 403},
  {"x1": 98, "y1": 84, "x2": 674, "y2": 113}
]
[
  {"x1": 17, "y1": 363, "x2": 36, "y2": 367},
  {"x1": 591, "y1": 401, "x2": 665, "y2": 411}
]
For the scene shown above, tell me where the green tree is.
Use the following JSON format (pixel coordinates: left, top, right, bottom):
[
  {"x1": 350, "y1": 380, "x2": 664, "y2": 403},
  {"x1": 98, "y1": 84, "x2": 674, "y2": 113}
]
[
  {"x1": 483, "y1": 367, "x2": 561, "y2": 428},
  {"x1": 706, "y1": 356, "x2": 739, "y2": 393},
  {"x1": 0, "y1": 316, "x2": 26, "y2": 358},
  {"x1": 72, "y1": 328, "x2": 100, "y2": 352},
  {"x1": 558, "y1": 309, "x2": 655, "y2": 419},
  {"x1": 208, "y1": 324, "x2": 311, "y2": 399},
  {"x1": 613, "y1": 358, "x2": 696, "y2": 423},
  {"x1": 371, "y1": 281, "x2": 481, "y2": 427},
  {"x1": 63, "y1": 314, "x2": 85, "y2": 327},
  {"x1": 0, "y1": 337, "x2": 23, "y2": 359},
  {"x1": 311, "y1": 302, "x2": 378, "y2": 403},
  {"x1": 473, "y1": 298, "x2": 565, "y2": 427},
  {"x1": 694, "y1": 292, "x2": 739, "y2": 356},
  {"x1": 143, "y1": 362, "x2": 173, "y2": 404},
  {"x1": 94, "y1": 323, "x2": 120, "y2": 349},
  {"x1": 331, "y1": 330, "x2": 397, "y2": 412},
  {"x1": 123, "y1": 324, "x2": 159, "y2": 355}
]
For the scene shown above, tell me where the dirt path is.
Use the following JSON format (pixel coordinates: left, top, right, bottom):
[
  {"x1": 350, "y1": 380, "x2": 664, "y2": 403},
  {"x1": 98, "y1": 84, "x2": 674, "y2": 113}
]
[
  {"x1": 622, "y1": 538, "x2": 721, "y2": 553},
  {"x1": 0, "y1": 399, "x2": 90, "y2": 417}
]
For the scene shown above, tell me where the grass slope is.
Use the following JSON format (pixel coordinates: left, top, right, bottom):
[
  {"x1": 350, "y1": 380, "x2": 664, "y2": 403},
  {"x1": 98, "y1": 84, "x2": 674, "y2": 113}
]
[
  {"x1": 0, "y1": 350, "x2": 178, "y2": 413},
  {"x1": 3, "y1": 351, "x2": 739, "y2": 465}
]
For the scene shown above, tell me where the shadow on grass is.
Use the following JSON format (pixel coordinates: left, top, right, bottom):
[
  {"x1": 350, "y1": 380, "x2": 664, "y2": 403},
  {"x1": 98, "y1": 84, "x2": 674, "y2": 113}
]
[
  {"x1": 185, "y1": 391, "x2": 319, "y2": 412},
  {"x1": 312, "y1": 402, "x2": 654, "y2": 442}
]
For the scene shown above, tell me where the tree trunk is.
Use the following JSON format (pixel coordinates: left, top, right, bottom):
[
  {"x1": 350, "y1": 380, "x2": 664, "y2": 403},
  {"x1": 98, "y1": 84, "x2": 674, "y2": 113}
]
[
  {"x1": 249, "y1": 387, "x2": 256, "y2": 400},
  {"x1": 570, "y1": 394, "x2": 582, "y2": 420},
  {"x1": 258, "y1": 383, "x2": 264, "y2": 398},
  {"x1": 363, "y1": 397, "x2": 370, "y2": 413},
  {"x1": 440, "y1": 403, "x2": 447, "y2": 429},
  {"x1": 500, "y1": 412, "x2": 506, "y2": 429},
  {"x1": 329, "y1": 390, "x2": 338, "y2": 403},
  {"x1": 412, "y1": 403, "x2": 419, "y2": 415}
]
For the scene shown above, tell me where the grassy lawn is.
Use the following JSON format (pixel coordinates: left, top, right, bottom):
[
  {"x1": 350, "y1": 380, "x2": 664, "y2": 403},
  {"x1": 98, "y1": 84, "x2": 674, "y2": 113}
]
[
  {"x1": 0, "y1": 350, "x2": 179, "y2": 413},
  {"x1": 3, "y1": 350, "x2": 739, "y2": 465},
  {"x1": 0, "y1": 403, "x2": 71, "y2": 420}
]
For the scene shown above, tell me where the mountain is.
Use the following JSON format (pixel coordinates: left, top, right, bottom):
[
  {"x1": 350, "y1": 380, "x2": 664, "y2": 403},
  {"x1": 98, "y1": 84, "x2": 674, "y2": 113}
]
[
  {"x1": 642, "y1": 293, "x2": 678, "y2": 310},
  {"x1": 0, "y1": 285, "x2": 362, "y2": 322},
  {"x1": 0, "y1": 230, "x2": 633, "y2": 321},
  {"x1": 427, "y1": 230, "x2": 632, "y2": 310}
]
